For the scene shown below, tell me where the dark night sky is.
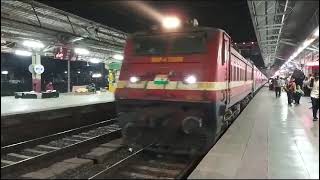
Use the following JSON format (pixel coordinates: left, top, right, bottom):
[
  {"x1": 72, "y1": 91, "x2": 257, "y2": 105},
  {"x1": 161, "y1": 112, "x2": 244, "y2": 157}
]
[
  {"x1": 38, "y1": 0, "x2": 264, "y2": 67},
  {"x1": 39, "y1": 0, "x2": 257, "y2": 42}
]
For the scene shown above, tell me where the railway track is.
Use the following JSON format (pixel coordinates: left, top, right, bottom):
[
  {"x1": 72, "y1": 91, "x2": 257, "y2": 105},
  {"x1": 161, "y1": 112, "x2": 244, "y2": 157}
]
[
  {"x1": 89, "y1": 144, "x2": 200, "y2": 179},
  {"x1": 1, "y1": 119, "x2": 121, "y2": 177}
]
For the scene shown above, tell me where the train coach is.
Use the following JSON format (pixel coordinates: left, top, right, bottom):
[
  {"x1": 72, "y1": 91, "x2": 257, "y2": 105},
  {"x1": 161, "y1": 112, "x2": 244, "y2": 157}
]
[{"x1": 115, "y1": 18, "x2": 267, "y2": 153}]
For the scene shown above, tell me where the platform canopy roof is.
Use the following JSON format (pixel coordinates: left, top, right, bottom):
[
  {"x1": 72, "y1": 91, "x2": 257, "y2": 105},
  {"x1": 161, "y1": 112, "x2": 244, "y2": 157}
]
[
  {"x1": 248, "y1": 0, "x2": 319, "y2": 76},
  {"x1": 1, "y1": 0, "x2": 128, "y2": 64}
]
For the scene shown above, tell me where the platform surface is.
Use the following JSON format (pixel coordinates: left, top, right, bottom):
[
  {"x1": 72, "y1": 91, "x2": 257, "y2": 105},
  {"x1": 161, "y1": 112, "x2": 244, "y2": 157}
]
[
  {"x1": 1, "y1": 92, "x2": 115, "y2": 116},
  {"x1": 189, "y1": 88, "x2": 319, "y2": 179}
]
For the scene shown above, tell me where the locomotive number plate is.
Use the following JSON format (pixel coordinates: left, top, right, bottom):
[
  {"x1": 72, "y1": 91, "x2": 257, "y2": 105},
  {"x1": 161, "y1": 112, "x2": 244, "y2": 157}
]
[{"x1": 151, "y1": 57, "x2": 184, "y2": 63}]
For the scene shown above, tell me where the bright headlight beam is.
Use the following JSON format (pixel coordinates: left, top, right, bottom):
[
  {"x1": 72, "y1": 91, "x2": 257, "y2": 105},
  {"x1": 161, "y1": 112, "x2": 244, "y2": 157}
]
[{"x1": 162, "y1": 16, "x2": 181, "y2": 29}]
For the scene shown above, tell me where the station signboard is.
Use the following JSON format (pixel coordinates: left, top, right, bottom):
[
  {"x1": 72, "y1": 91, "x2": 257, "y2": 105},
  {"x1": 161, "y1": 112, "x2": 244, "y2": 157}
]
[{"x1": 54, "y1": 46, "x2": 78, "y2": 61}]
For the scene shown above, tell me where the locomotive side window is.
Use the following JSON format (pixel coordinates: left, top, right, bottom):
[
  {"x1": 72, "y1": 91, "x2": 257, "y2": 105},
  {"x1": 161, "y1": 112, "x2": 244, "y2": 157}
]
[{"x1": 222, "y1": 36, "x2": 230, "y2": 65}]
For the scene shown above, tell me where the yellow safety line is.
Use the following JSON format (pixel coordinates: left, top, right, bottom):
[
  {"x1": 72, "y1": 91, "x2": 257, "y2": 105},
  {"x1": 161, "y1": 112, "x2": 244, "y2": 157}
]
[{"x1": 117, "y1": 80, "x2": 253, "y2": 91}]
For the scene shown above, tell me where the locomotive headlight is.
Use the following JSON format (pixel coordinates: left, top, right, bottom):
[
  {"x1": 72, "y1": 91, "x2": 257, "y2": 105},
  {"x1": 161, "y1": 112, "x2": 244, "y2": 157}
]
[
  {"x1": 129, "y1": 76, "x2": 140, "y2": 83},
  {"x1": 184, "y1": 75, "x2": 197, "y2": 84},
  {"x1": 162, "y1": 16, "x2": 181, "y2": 29}
]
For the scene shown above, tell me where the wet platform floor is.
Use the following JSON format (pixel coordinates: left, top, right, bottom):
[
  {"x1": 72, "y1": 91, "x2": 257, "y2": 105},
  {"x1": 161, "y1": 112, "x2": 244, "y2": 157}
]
[{"x1": 189, "y1": 87, "x2": 319, "y2": 179}]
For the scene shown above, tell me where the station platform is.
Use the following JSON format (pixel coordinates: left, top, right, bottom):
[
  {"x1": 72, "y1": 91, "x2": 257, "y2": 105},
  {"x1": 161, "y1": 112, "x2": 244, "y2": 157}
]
[
  {"x1": 189, "y1": 87, "x2": 319, "y2": 179},
  {"x1": 1, "y1": 92, "x2": 115, "y2": 116}
]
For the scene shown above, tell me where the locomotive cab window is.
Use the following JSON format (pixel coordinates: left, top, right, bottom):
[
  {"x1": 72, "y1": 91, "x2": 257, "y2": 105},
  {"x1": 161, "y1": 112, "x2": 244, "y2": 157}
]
[
  {"x1": 133, "y1": 36, "x2": 166, "y2": 55},
  {"x1": 170, "y1": 33, "x2": 207, "y2": 54},
  {"x1": 133, "y1": 32, "x2": 207, "y2": 55}
]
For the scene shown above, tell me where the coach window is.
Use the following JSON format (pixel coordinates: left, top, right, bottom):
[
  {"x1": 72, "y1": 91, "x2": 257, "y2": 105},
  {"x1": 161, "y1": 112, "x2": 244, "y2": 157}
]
[
  {"x1": 245, "y1": 66, "x2": 247, "y2": 81},
  {"x1": 241, "y1": 68, "x2": 243, "y2": 80},
  {"x1": 232, "y1": 66, "x2": 237, "y2": 81},
  {"x1": 235, "y1": 67, "x2": 237, "y2": 81},
  {"x1": 241, "y1": 68, "x2": 244, "y2": 81},
  {"x1": 231, "y1": 65, "x2": 234, "y2": 81}
]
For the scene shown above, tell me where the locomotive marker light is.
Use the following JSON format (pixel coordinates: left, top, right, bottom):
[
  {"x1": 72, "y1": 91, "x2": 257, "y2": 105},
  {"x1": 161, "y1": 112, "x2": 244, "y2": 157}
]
[
  {"x1": 162, "y1": 16, "x2": 181, "y2": 29},
  {"x1": 129, "y1": 76, "x2": 140, "y2": 83},
  {"x1": 184, "y1": 75, "x2": 197, "y2": 84}
]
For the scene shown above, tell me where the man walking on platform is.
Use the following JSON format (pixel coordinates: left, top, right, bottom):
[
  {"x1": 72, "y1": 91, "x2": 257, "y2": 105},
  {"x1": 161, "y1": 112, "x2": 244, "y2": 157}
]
[
  {"x1": 284, "y1": 78, "x2": 296, "y2": 106},
  {"x1": 274, "y1": 76, "x2": 281, "y2": 98},
  {"x1": 309, "y1": 74, "x2": 319, "y2": 121}
]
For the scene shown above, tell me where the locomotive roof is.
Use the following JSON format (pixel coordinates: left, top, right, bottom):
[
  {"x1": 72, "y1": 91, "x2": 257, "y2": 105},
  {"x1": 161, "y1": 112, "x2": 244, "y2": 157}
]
[{"x1": 131, "y1": 26, "x2": 227, "y2": 37}]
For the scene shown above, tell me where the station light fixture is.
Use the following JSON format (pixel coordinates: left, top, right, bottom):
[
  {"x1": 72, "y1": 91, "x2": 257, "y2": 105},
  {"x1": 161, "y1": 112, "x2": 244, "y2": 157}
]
[
  {"x1": 278, "y1": 26, "x2": 319, "y2": 75},
  {"x1": 112, "y1": 54, "x2": 124, "y2": 60},
  {"x1": 74, "y1": 48, "x2": 89, "y2": 55},
  {"x1": 1, "y1": 70, "x2": 8, "y2": 75},
  {"x1": 64, "y1": 71, "x2": 67, "y2": 74},
  {"x1": 90, "y1": 58, "x2": 101, "y2": 64},
  {"x1": 162, "y1": 16, "x2": 181, "y2": 29},
  {"x1": 314, "y1": 27, "x2": 319, "y2": 37},
  {"x1": 71, "y1": 37, "x2": 84, "y2": 42},
  {"x1": 92, "y1": 73, "x2": 102, "y2": 78},
  {"x1": 15, "y1": 50, "x2": 32, "y2": 56},
  {"x1": 22, "y1": 40, "x2": 45, "y2": 49},
  {"x1": 77, "y1": 71, "x2": 81, "y2": 74}
]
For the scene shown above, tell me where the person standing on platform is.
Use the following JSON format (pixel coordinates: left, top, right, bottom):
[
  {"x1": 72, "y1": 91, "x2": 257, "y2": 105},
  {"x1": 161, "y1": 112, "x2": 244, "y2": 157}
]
[
  {"x1": 303, "y1": 77, "x2": 310, "y2": 96},
  {"x1": 280, "y1": 77, "x2": 286, "y2": 91},
  {"x1": 309, "y1": 74, "x2": 319, "y2": 121},
  {"x1": 274, "y1": 76, "x2": 281, "y2": 98},
  {"x1": 45, "y1": 81, "x2": 54, "y2": 91},
  {"x1": 284, "y1": 78, "x2": 296, "y2": 106},
  {"x1": 294, "y1": 85, "x2": 304, "y2": 104}
]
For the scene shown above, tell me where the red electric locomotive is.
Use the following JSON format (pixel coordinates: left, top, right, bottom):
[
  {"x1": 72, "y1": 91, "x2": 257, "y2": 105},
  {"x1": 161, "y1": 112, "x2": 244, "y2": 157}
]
[{"x1": 115, "y1": 19, "x2": 267, "y2": 153}]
